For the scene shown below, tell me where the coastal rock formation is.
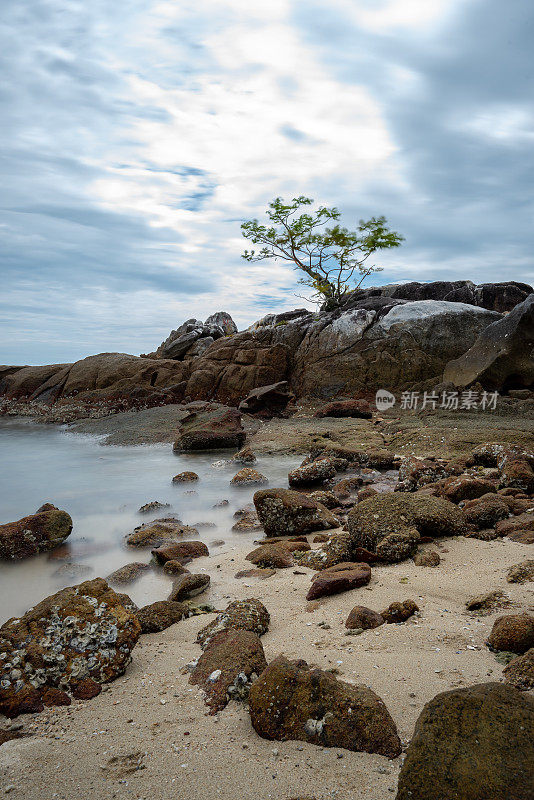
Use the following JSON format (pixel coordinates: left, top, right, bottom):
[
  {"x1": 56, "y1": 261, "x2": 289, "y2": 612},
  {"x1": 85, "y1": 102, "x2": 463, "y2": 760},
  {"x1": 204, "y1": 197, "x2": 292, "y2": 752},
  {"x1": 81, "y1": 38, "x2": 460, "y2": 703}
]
[
  {"x1": 345, "y1": 279, "x2": 532, "y2": 312},
  {"x1": 253, "y1": 488, "x2": 338, "y2": 537},
  {"x1": 0, "y1": 578, "x2": 140, "y2": 718},
  {"x1": 288, "y1": 459, "x2": 337, "y2": 488},
  {"x1": 152, "y1": 312, "x2": 237, "y2": 360},
  {"x1": 238, "y1": 381, "x2": 294, "y2": 416},
  {"x1": 4, "y1": 282, "x2": 528, "y2": 408},
  {"x1": 396, "y1": 683, "x2": 534, "y2": 800},
  {"x1": 125, "y1": 519, "x2": 198, "y2": 548},
  {"x1": 0, "y1": 505, "x2": 72, "y2": 560},
  {"x1": 444, "y1": 294, "x2": 534, "y2": 390},
  {"x1": 248, "y1": 656, "x2": 401, "y2": 757}
]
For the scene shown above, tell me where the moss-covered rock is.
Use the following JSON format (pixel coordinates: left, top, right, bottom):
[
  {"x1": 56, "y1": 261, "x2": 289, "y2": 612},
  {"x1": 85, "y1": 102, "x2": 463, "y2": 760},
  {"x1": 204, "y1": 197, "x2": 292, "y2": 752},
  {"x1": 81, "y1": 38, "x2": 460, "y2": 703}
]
[
  {"x1": 136, "y1": 600, "x2": 188, "y2": 633},
  {"x1": 487, "y1": 614, "x2": 534, "y2": 654},
  {"x1": 396, "y1": 683, "x2": 534, "y2": 800},
  {"x1": 347, "y1": 494, "x2": 466, "y2": 562},
  {"x1": 248, "y1": 656, "x2": 401, "y2": 758},
  {"x1": 0, "y1": 506, "x2": 72, "y2": 560}
]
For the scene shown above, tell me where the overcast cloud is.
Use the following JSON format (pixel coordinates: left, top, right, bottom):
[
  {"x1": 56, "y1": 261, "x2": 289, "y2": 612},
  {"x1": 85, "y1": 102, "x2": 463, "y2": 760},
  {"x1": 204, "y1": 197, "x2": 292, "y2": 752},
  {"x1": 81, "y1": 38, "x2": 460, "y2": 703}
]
[{"x1": 1, "y1": 0, "x2": 533, "y2": 364}]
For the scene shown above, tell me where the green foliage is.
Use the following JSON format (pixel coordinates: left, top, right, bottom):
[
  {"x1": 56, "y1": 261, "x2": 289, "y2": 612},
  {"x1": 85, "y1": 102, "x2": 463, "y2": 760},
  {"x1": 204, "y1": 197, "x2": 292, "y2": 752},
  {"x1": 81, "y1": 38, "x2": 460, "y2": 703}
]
[{"x1": 241, "y1": 196, "x2": 404, "y2": 308}]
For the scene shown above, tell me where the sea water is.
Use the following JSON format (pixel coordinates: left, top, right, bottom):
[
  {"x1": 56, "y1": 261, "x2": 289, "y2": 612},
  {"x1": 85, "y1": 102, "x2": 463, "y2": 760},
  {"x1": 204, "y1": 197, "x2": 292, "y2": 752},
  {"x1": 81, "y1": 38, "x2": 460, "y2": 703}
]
[{"x1": 0, "y1": 418, "x2": 301, "y2": 623}]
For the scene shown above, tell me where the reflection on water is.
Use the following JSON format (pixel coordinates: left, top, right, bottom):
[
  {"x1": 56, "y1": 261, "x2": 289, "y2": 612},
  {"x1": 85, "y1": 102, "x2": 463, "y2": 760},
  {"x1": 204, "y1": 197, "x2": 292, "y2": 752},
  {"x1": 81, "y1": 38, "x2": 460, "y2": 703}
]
[{"x1": 0, "y1": 418, "x2": 301, "y2": 623}]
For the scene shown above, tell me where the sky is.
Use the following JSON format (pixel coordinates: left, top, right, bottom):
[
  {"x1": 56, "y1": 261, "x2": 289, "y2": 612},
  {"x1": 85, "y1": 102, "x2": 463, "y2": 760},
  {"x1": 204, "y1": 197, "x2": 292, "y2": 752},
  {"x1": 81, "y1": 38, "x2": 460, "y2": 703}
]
[{"x1": 1, "y1": 0, "x2": 533, "y2": 365}]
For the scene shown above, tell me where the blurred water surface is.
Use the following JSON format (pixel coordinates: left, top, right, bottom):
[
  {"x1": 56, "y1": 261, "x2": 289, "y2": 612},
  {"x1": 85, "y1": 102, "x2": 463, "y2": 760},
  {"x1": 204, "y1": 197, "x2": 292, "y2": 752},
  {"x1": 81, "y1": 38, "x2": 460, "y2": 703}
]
[{"x1": 0, "y1": 418, "x2": 300, "y2": 623}]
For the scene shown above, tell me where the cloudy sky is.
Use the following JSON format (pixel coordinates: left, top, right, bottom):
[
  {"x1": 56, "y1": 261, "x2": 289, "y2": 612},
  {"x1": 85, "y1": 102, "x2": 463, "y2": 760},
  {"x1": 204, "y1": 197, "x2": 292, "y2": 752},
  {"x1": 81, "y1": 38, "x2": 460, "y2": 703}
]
[{"x1": 1, "y1": 0, "x2": 533, "y2": 364}]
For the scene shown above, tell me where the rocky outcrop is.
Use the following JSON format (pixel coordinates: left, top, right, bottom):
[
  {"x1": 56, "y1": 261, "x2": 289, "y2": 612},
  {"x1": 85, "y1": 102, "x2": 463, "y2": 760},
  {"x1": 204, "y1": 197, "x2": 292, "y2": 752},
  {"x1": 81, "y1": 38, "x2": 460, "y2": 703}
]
[
  {"x1": 253, "y1": 488, "x2": 338, "y2": 537},
  {"x1": 2, "y1": 282, "x2": 531, "y2": 407},
  {"x1": 396, "y1": 683, "x2": 534, "y2": 800},
  {"x1": 152, "y1": 312, "x2": 237, "y2": 361},
  {"x1": 248, "y1": 656, "x2": 401, "y2": 757},
  {"x1": 443, "y1": 294, "x2": 534, "y2": 390},
  {"x1": 0, "y1": 505, "x2": 72, "y2": 560},
  {"x1": 0, "y1": 578, "x2": 140, "y2": 718}
]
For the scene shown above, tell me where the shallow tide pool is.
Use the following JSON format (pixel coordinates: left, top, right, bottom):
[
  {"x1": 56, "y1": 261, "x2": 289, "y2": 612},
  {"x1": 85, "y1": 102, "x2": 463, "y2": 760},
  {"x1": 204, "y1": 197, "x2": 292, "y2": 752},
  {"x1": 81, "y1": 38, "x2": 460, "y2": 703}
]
[{"x1": 0, "y1": 418, "x2": 301, "y2": 623}]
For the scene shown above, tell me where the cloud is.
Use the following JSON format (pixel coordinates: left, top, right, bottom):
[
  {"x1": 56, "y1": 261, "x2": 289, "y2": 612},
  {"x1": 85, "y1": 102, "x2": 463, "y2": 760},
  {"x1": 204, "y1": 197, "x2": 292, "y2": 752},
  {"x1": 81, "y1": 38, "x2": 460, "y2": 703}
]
[{"x1": 0, "y1": 0, "x2": 532, "y2": 364}]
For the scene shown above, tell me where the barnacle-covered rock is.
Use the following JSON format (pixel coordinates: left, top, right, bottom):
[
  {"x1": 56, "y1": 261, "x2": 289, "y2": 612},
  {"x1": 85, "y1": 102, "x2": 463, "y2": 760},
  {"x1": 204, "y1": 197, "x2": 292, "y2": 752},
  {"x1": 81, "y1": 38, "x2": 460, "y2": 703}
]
[
  {"x1": 0, "y1": 505, "x2": 72, "y2": 560},
  {"x1": 190, "y1": 628, "x2": 267, "y2": 713},
  {"x1": 197, "y1": 598, "x2": 270, "y2": 650},
  {"x1": 254, "y1": 488, "x2": 338, "y2": 537},
  {"x1": 230, "y1": 469, "x2": 268, "y2": 486},
  {"x1": 288, "y1": 459, "x2": 337, "y2": 488},
  {"x1": 0, "y1": 578, "x2": 140, "y2": 718},
  {"x1": 125, "y1": 518, "x2": 198, "y2": 548}
]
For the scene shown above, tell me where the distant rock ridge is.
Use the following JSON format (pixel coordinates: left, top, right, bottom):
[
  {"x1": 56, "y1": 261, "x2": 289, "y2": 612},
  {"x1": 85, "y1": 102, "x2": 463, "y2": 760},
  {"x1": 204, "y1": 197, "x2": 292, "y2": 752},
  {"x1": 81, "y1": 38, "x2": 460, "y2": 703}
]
[{"x1": 0, "y1": 280, "x2": 532, "y2": 408}]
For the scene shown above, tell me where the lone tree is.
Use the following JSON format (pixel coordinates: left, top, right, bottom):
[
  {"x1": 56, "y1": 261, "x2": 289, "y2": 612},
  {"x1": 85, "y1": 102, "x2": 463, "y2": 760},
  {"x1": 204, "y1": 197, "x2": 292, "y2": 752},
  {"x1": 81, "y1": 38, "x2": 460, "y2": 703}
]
[{"x1": 241, "y1": 196, "x2": 404, "y2": 309}]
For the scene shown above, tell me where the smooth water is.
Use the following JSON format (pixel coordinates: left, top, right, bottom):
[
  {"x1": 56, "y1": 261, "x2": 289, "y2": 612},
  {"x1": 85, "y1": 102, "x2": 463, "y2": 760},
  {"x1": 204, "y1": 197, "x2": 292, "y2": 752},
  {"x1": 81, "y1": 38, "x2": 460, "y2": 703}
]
[{"x1": 0, "y1": 418, "x2": 301, "y2": 624}]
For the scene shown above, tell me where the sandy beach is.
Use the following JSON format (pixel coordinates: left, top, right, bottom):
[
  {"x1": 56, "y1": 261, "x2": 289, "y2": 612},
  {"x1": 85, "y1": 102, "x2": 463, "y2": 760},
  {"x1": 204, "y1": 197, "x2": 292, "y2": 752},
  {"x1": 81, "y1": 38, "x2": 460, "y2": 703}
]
[{"x1": 2, "y1": 528, "x2": 532, "y2": 800}]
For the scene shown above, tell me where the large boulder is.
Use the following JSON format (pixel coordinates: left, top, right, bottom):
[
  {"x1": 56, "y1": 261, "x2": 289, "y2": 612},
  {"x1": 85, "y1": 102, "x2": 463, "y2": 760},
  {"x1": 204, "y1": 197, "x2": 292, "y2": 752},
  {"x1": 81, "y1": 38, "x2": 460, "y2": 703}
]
[
  {"x1": 396, "y1": 683, "x2": 534, "y2": 800},
  {"x1": 248, "y1": 656, "x2": 401, "y2": 757},
  {"x1": 0, "y1": 578, "x2": 140, "y2": 718},
  {"x1": 253, "y1": 488, "x2": 338, "y2": 537},
  {"x1": 173, "y1": 405, "x2": 245, "y2": 451},
  {"x1": 347, "y1": 494, "x2": 467, "y2": 562},
  {"x1": 443, "y1": 294, "x2": 534, "y2": 390},
  {"x1": 291, "y1": 300, "x2": 501, "y2": 397},
  {"x1": 0, "y1": 505, "x2": 72, "y2": 560}
]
